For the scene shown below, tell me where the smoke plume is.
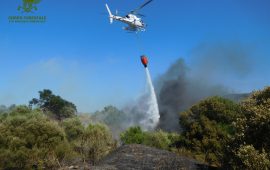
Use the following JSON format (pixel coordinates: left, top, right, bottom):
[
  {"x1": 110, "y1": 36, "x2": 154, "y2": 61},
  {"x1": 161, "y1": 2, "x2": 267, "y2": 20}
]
[
  {"x1": 89, "y1": 42, "x2": 253, "y2": 135},
  {"x1": 156, "y1": 42, "x2": 252, "y2": 131}
]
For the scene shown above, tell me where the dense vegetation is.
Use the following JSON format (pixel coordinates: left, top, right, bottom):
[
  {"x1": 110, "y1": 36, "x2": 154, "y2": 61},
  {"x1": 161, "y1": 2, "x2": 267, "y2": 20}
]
[
  {"x1": 0, "y1": 87, "x2": 270, "y2": 169},
  {"x1": 225, "y1": 87, "x2": 270, "y2": 169},
  {"x1": 0, "y1": 90, "x2": 116, "y2": 169},
  {"x1": 121, "y1": 87, "x2": 270, "y2": 169},
  {"x1": 179, "y1": 96, "x2": 243, "y2": 166}
]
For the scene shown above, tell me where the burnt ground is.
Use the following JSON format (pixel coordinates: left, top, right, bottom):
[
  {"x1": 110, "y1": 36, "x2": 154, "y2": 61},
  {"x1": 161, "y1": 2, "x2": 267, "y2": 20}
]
[
  {"x1": 61, "y1": 144, "x2": 213, "y2": 170},
  {"x1": 93, "y1": 144, "x2": 210, "y2": 170}
]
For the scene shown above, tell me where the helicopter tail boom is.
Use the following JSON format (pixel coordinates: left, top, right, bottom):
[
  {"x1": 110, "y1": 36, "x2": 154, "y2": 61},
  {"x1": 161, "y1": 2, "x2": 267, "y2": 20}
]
[{"x1": 105, "y1": 4, "x2": 113, "y2": 24}]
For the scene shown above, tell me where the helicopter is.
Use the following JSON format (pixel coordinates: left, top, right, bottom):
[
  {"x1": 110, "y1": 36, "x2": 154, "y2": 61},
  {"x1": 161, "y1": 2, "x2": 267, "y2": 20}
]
[{"x1": 105, "y1": 0, "x2": 153, "y2": 32}]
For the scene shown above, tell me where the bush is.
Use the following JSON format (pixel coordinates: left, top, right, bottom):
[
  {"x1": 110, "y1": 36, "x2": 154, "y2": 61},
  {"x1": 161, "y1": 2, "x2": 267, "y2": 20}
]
[
  {"x1": 121, "y1": 127, "x2": 176, "y2": 150},
  {"x1": 61, "y1": 117, "x2": 84, "y2": 141},
  {"x1": 80, "y1": 123, "x2": 117, "y2": 164},
  {"x1": 143, "y1": 130, "x2": 171, "y2": 150},
  {"x1": 235, "y1": 145, "x2": 270, "y2": 170},
  {"x1": 120, "y1": 126, "x2": 145, "y2": 144},
  {"x1": 0, "y1": 107, "x2": 72, "y2": 169}
]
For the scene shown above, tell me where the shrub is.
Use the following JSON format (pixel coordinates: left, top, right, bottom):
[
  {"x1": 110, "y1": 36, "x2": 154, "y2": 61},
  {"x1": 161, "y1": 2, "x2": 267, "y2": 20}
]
[
  {"x1": 143, "y1": 130, "x2": 171, "y2": 150},
  {"x1": 120, "y1": 126, "x2": 145, "y2": 144},
  {"x1": 80, "y1": 123, "x2": 117, "y2": 164},
  {"x1": 0, "y1": 107, "x2": 72, "y2": 169},
  {"x1": 121, "y1": 127, "x2": 175, "y2": 150},
  {"x1": 238, "y1": 87, "x2": 270, "y2": 151},
  {"x1": 61, "y1": 117, "x2": 84, "y2": 141},
  {"x1": 235, "y1": 145, "x2": 270, "y2": 170}
]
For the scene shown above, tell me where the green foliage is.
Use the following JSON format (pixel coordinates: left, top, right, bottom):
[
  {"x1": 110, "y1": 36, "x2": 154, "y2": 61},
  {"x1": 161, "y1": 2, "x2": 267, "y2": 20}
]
[
  {"x1": 61, "y1": 118, "x2": 118, "y2": 165},
  {"x1": 61, "y1": 117, "x2": 84, "y2": 141},
  {"x1": 238, "y1": 87, "x2": 270, "y2": 151},
  {"x1": 1, "y1": 87, "x2": 269, "y2": 169},
  {"x1": 0, "y1": 106, "x2": 71, "y2": 169},
  {"x1": 181, "y1": 96, "x2": 242, "y2": 127},
  {"x1": 121, "y1": 127, "x2": 178, "y2": 151},
  {"x1": 9, "y1": 105, "x2": 32, "y2": 116},
  {"x1": 0, "y1": 104, "x2": 118, "y2": 168},
  {"x1": 226, "y1": 87, "x2": 270, "y2": 169},
  {"x1": 120, "y1": 126, "x2": 145, "y2": 144},
  {"x1": 143, "y1": 130, "x2": 171, "y2": 150},
  {"x1": 235, "y1": 145, "x2": 270, "y2": 170},
  {"x1": 168, "y1": 88, "x2": 270, "y2": 168},
  {"x1": 79, "y1": 123, "x2": 117, "y2": 164},
  {"x1": 54, "y1": 140, "x2": 76, "y2": 165},
  {"x1": 179, "y1": 96, "x2": 243, "y2": 166},
  {"x1": 29, "y1": 89, "x2": 77, "y2": 120}
]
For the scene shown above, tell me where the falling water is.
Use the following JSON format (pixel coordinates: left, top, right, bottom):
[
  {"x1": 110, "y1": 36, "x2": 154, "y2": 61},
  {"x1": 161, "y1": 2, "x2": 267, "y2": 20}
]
[{"x1": 140, "y1": 67, "x2": 160, "y2": 130}]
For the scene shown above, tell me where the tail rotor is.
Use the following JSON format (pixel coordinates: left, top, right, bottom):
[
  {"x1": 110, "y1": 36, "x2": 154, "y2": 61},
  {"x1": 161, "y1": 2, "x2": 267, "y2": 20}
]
[{"x1": 105, "y1": 4, "x2": 113, "y2": 24}]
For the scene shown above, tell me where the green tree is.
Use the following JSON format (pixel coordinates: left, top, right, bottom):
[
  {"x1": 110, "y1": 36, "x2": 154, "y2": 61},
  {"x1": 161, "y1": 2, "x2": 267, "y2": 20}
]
[
  {"x1": 29, "y1": 89, "x2": 77, "y2": 120},
  {"x1": 226, "y1": 87, "x2": 270, "y2": 169},
  {"x1": 239, "y1": 87, "x2": 270, "y2": 151},
  {"x1": 179, "y1": 96, "x2": 243, "y2": 166},
  {"x1": 234, "y1": 145, "x2": 270, "y2": 170}
]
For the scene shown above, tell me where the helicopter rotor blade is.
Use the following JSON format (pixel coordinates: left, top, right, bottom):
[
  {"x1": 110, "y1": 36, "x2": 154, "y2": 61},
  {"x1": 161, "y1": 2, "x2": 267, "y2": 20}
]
[{"x1": 130, "y1": 0, "x2": 153, "y2": 14}]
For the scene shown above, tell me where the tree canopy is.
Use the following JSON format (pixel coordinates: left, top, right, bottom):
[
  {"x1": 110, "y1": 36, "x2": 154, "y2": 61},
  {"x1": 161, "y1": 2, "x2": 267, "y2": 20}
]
[
  {"x1": 29, "y1": 89, "x2": 77, "y2": 120},
  {"x1": 179, "y1": 96, "x2": 243, "y2": 166},
  {"x1": 226, "y1": 87, "x2": 270, "y2": 169}
]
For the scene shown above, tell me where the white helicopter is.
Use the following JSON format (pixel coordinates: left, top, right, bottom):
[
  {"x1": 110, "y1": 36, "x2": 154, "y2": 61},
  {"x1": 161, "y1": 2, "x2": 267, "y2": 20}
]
[{"x1": 105, "y1": 0, "x2": 153, "y2": 32}]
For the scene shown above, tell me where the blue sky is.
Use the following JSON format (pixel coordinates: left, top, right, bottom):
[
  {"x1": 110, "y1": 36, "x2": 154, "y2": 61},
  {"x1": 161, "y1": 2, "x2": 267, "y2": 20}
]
[{"x1": 0, "y1": 0, "x2": 270, "y2": 112}]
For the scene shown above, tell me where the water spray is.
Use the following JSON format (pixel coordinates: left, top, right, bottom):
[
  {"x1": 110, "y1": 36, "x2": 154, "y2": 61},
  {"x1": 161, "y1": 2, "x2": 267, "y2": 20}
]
[{"x1": 140, "y1": 55, "x2": 160, "y2": 130}]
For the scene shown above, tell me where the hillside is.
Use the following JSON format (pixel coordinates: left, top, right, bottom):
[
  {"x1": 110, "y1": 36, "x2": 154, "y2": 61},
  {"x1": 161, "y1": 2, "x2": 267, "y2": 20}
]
[{"x1": 92, "y1": 144, "x2": 209, "y2": 170}]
